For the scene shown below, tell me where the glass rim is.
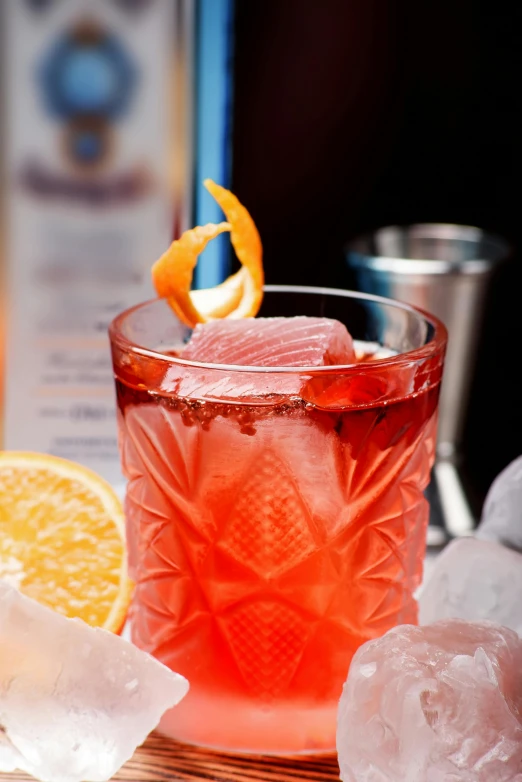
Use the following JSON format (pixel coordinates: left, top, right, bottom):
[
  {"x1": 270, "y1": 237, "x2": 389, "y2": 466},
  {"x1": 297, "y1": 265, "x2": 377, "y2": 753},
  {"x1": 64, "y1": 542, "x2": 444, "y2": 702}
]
[{"x1": 108, "y1": 284, "x2": 448, "y2": 374}]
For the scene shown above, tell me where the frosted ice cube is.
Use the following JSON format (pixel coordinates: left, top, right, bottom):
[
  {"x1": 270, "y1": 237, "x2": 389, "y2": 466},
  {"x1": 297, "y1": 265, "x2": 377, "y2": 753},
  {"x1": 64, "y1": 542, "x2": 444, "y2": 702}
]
[
  {"x1": 476, "y1": 454, "x2": 522, "y2": 552},
  {"x1": 181, "y1": 316, "x2": 355, "y2": 366},
  {"x1": 337, "y1": 619, "x2": 522, "y2": 782},
  {"x1": 0, "y1": 582, "x2": 188, "y2": 782},
  {"x1": 161, "y1": 362, "x2": 303, "y2": 400},
  {"x1": 161, "y1": 316, "x2": 355, "y2": 401},
  {"x1": 418, "y1": 537, "x2": 522, "y2": 636}
]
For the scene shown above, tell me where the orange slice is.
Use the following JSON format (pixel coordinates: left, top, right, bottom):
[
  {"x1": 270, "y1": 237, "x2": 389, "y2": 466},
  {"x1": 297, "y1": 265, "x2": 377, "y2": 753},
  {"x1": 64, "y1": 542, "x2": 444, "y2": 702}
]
[
  {"x1": 151, "y1": 179, "x2": 264, "y2": 327},
  {"x1": 0, "y1": 451, "x2": 132, "y2": 633}
]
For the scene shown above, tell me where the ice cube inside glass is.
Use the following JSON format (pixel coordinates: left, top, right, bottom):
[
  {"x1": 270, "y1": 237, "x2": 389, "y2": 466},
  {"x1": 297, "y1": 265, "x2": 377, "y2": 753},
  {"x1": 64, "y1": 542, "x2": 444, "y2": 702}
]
[{"x1": 109, "y1": 285, "x2": 447, "y2": 754}]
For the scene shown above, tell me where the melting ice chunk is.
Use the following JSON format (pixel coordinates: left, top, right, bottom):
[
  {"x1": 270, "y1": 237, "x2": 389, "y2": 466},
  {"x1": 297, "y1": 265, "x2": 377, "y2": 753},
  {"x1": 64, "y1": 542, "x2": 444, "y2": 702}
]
[
  {"x1": 418, "y1": 537, "x2": 522, "y2": 636},
  {"x1": 180, "y1": 316, "x2": 356, "y2": 367},
  {"x1": 161, "y1": 316, "x2": 355, "y2": 401},
  {"x1": 337, "y1": 619, "x2": 522, "y2": 782},
  {"x1": 476, "y1": 454, "x2": 522, "y2": 552},
  {"x1": 0, "y1": 582, "x2": 188, "y2": 782}
]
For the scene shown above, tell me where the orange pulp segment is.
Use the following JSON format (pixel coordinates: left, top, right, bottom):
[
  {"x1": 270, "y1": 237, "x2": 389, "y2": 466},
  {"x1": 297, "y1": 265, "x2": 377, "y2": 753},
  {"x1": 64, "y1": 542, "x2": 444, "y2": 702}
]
[
  {"x1": 151, "y1": 180, "x2": 264, "y2": 327},
  {"x1": 0, "y1": 451, "x2": 132, "y2": 633}
]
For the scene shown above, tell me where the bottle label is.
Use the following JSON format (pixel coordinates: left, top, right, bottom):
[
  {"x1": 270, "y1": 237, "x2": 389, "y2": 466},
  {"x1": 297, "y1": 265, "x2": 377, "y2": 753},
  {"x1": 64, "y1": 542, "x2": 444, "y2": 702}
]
[{"x1": 3, "y1": 0, "x2": 192, "y2": 484}]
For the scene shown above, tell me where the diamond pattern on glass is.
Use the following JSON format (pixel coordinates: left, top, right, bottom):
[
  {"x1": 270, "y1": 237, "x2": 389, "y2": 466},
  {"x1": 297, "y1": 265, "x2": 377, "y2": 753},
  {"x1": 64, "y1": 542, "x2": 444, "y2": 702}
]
[
  {"x1": 218, "y1": 450, "x2": 317, "y2": 578},
  {"x1": 120, "y1": 395, "x2": 438, "y2": 703},
  {"x1": 219, "y1": 600, "x2": 314, "y2": 698}
]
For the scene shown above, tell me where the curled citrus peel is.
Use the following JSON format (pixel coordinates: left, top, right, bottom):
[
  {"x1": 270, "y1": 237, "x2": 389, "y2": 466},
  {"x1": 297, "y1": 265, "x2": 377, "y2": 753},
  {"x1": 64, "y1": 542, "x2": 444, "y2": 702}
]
[{"x1": 151, "y1": 179, "x2": 264, "y2": 327}]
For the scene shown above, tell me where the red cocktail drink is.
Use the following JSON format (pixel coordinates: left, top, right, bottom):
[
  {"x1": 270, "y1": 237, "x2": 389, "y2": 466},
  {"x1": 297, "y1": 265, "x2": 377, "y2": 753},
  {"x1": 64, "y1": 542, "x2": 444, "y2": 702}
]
[{"x1": 109, "y1": 286, "x2": 446, "y2": 754}]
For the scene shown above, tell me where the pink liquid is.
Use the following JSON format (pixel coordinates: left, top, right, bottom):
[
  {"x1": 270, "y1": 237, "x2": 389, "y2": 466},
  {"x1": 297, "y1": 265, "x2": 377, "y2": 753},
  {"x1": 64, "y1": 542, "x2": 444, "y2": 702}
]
[{"x1": 115, "y1": 360, "x2": 439, "y2": 753}]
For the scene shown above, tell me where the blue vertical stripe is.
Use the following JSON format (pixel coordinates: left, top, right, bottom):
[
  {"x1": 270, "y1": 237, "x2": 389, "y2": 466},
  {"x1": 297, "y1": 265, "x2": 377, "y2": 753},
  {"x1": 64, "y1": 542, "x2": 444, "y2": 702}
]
[{"x1": 194, "y1": 0, "x2": 235, "y2": 290}]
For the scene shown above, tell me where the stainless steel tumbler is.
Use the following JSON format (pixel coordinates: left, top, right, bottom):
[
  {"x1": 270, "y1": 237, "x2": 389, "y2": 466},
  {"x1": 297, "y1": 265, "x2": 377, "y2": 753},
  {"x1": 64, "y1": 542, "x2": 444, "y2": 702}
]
[{"x1": 346, "y1": 223, "x2": 509, "y2": 461}]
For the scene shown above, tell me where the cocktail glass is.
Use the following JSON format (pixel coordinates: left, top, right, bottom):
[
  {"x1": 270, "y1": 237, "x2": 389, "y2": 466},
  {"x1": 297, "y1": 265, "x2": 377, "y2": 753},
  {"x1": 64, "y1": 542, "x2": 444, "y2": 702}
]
[{"x1": 109, "y1": 285, "x2": 447, "y2": 755}]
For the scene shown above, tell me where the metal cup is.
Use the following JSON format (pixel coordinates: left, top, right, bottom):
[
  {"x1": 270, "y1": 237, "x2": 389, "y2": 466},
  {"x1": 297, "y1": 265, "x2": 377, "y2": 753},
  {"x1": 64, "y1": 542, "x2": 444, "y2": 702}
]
[{"x1": 346, "y1": 224, "x2": 509, "y2": 462}]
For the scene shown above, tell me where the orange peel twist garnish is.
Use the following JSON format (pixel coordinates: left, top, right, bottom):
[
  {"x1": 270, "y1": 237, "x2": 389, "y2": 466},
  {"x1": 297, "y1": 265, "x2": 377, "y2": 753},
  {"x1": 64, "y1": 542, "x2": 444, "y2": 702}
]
[{"x1": 151, "y1": 179, "x2": 264, "y2": 327}]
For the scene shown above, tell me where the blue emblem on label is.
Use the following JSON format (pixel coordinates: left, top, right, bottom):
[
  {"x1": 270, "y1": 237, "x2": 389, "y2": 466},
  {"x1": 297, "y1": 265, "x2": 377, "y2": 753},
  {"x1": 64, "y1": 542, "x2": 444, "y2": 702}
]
[{"x1": 39, "y1": 21, "x2": 136, "y2": 166}]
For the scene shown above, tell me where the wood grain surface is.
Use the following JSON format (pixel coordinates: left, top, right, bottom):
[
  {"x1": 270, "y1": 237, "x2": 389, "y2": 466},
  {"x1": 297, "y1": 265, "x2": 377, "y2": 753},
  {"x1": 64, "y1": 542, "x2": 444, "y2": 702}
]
[{"x1": 1, "y1": 733, "x2": 341, "y2": 782}]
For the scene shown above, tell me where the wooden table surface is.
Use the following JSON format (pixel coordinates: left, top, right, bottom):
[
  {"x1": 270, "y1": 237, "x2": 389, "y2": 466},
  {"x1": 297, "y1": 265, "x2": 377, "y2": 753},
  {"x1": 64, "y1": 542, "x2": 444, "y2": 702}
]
[{"x1": 1, "y1": 733, "x2": 341, "y2": 782}]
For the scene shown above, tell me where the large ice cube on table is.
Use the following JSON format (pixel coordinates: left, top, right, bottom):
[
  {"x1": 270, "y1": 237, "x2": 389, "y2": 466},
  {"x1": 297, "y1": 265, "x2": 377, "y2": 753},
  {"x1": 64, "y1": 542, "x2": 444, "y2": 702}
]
[
  {"x1": 419, "y1": 537, "x2": 522, "y2": 636},
  {"x1": 161, "y1": 316, "x2": 356, "y2": 400},
  {"x1": 476, "y1": 454, "x2": 522, "y2": 552},
  {"x1": 0, "y1": 582, "x2": 188, "y2": 782},
  {"x1": 337, "y1": 619, "x2": 522, "y2": 782}
]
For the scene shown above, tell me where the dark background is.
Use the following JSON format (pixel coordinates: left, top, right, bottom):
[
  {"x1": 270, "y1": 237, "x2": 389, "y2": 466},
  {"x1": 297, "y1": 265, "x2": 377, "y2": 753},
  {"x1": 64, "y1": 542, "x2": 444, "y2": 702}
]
[{"x1": 231, "y1": 0, "x2": 522, "y2": 513}]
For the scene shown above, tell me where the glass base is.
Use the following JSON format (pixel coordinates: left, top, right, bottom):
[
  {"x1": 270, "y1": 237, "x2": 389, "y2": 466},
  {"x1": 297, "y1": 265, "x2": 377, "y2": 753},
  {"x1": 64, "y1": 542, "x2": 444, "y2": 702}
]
[{"x1": 157, "y1": 695, "x2": 338, "y2": 756}]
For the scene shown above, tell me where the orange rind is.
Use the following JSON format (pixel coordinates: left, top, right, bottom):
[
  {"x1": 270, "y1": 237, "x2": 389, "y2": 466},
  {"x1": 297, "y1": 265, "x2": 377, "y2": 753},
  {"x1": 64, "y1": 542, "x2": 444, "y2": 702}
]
[{"x1": 151, "y1": 180, "x2": 264, "y2": 326}]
